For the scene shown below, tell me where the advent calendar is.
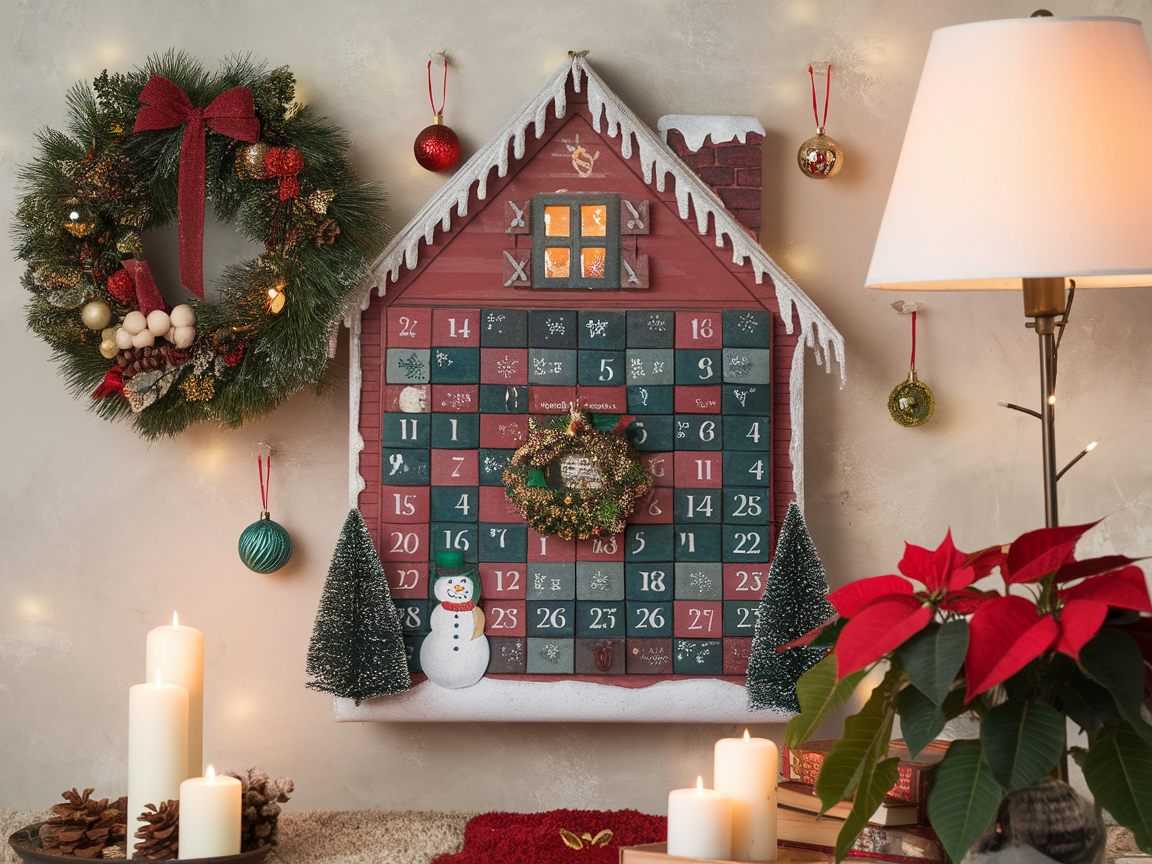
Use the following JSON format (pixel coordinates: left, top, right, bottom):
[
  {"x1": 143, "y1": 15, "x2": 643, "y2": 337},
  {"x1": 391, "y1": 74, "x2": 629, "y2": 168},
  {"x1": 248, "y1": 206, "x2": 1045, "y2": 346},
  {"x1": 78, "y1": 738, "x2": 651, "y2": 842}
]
[{"x1": 341, "y1": 55, "x2": 842, "y2": 721}]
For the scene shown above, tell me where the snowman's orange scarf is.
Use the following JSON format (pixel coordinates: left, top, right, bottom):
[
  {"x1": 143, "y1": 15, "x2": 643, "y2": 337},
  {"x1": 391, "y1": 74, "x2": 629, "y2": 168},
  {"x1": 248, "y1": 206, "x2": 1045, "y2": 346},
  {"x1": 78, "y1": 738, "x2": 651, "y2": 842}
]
[{"x1": 441, "y1": 599, "x2": 475, "y2": 612}]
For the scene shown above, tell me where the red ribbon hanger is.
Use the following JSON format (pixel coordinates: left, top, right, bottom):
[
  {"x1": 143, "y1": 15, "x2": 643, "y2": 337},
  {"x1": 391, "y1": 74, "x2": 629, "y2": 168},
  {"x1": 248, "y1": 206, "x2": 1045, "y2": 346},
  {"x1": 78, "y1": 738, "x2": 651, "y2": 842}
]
[{"x1": 133, "y1": 76, "x2": 261, "y2": 299}]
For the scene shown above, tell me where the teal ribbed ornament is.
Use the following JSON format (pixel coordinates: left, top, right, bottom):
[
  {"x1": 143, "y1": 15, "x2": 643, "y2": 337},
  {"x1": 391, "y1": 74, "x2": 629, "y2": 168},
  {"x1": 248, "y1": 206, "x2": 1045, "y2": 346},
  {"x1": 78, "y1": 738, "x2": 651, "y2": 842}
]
[{"x1": 239, "y1": 511, "x2": 292, "y2": 573}]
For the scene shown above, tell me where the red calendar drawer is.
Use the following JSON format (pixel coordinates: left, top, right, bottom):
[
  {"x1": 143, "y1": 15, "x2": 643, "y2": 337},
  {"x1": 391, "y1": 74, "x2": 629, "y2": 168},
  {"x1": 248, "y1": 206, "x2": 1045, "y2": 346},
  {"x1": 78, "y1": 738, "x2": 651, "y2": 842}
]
[
  {"x1": 430, "y1": 384, "x2": 478, "y2": 412},
  {"x1": 675, "y1": 310, "x2": 723, "y2": 349},
  {"x1": 527, "y1": 528, "x2": 576, "y2": 562},
  {"x1": 674, "y1": 601, "x2": 723, "y2": 637},
  {"x1": 484, "y1": 601, "x2": 527, "y2": 637},
  {"x1": 432, "y1": 308, "x2": 481, "y2": 347},
  {"x1": 380, "y1": 486, "x2": 430, "y2": 523},
  {"x1": 378, "y1": 523, "x2": 429, "y2": 562},
  {"x1": 629, "y1": 487, "x2": 674, "y2": 524},
  {"x1": 387, "y1": 308, "x2": 431, "y2": 347},
  {"x1": 480, "y1": 348, "x2": 528, "y2": 385},
  {"x1": 530, "y1": 386, "x2": 578, "y2": 414},
  {"x1": 479, "y1": 564, "x2": 527, "y2": 600},
  {"x1": 578, "y1": 386, "x2": 627, "y2": 413},
  {"x1": 674, "y1": 452, "x2": 723, "y2": 488},
  {"x1": 723, "y1": 563, "x2": 769, "y2": 600},
  {"x1": 479, "y1": 414, "x2": 530, "y2": 448},
  {"x1": 479, "y1": 486, "x2": 519, "y2": 523},
  {"x1": 675, "y1": 386, "x2": 722, "y2": 413},
  {"x1": 430, "y1": 449, "x2": 479, "y2": 485},
  {"x1": 384, "y1": 561, "x2": 428, "y2": 599}
]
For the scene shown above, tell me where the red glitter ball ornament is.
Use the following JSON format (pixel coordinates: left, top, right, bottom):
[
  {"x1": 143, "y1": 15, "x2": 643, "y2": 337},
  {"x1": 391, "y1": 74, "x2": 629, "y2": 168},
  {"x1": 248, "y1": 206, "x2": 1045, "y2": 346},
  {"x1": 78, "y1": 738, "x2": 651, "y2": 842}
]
[
  {"x1": 107, "y1": 268, "x2": 136, "y2": 305},
  {"x1": 414, "y1": 116, "x2": 460, "y2": 172}
]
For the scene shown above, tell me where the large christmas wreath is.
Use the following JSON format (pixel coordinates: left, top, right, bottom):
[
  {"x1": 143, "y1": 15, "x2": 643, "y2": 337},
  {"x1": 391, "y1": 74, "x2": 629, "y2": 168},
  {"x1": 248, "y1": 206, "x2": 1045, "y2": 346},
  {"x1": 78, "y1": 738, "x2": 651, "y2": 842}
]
[
  {"x1": 14, "y1": 52, "x2": 389, "y2": 437},
  {"x1": 503, "y1": 410, "x2": 652, "y2": 540}
]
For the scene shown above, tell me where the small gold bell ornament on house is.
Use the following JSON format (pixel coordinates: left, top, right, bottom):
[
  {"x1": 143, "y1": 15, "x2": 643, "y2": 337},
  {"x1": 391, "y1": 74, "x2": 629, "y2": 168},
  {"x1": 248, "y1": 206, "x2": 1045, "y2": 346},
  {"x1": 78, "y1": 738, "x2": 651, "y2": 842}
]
[{"x1": 798, "y1": 62, "x2": 843, "y2": 179}]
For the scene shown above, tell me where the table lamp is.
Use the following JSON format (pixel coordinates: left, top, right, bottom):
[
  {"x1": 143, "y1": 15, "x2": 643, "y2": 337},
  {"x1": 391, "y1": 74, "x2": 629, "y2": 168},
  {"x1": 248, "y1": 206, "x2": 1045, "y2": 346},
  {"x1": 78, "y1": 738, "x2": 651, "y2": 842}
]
[{"x1": 865, "y1": 14, "x2": 1152, "y2": 527}]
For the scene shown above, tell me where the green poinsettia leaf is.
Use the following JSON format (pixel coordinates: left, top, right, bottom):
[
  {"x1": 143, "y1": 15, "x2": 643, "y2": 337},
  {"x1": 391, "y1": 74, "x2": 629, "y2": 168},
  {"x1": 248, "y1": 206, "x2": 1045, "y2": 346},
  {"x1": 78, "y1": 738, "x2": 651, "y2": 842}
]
[
  {"x1": 896, "y1": 684, "x2": 945, "y2": 760},
  {"x1": 814, "y1": 668, "x2": 899, "y2": 812},
  {"x1": 981, "y1": 699, "x2": 1066, "y2": 791},
  {"x1": 896, "y1": 619, "x2": 968, "y2": 705},
  {"x1": 1079, "y1": 629, "x2": 1149, "y2": 738},
  {"x1": 926, "y1": 739, "x2": 1003, "y2": 864},
  {"x1": 1084, "y1": 721, "x2": 1152, "y2": 852},
  {"x1": 784, "y1": 653, "x2": 866, "y2": 750},
  {"x1": 835, "y1": 756, "x2": 901, "y2": 863}
]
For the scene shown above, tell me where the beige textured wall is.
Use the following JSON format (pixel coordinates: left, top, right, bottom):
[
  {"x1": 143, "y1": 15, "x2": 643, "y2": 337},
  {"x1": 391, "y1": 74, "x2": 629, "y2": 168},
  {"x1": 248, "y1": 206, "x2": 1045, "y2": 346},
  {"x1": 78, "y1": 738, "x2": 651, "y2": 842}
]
[{"x1": 4, "y1": 0, "x2": 1152, "y2": 816}]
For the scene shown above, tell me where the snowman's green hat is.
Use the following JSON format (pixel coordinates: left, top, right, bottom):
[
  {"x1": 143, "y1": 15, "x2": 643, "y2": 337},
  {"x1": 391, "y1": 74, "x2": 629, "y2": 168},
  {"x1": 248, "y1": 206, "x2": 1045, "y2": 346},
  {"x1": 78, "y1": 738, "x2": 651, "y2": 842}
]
[{"x1": 434, "y1": 550, "x2": 474, "y2": 576}]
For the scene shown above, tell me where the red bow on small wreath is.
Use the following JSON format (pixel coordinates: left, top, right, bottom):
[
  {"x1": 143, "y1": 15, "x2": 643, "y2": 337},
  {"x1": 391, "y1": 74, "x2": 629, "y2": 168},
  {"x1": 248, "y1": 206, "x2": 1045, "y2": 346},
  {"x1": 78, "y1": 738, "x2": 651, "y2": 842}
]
[{"x1": 133, "y1": 76, "x2": 260, "y2": 300}]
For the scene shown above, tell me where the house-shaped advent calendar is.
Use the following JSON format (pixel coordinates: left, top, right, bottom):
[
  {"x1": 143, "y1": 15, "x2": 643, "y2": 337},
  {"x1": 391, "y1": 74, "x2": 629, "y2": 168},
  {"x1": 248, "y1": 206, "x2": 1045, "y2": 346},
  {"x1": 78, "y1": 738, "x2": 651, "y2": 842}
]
[{"x1": 338, "y1": 55, "x2": 844, "y2": 722}]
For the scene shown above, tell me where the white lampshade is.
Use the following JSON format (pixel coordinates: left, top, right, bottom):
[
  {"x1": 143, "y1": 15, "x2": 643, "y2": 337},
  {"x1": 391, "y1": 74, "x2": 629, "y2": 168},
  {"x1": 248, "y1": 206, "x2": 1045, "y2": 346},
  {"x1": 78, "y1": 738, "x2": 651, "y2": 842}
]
[{"x1": 866, "y1": 16, "x2": 1152, "y2": 292}]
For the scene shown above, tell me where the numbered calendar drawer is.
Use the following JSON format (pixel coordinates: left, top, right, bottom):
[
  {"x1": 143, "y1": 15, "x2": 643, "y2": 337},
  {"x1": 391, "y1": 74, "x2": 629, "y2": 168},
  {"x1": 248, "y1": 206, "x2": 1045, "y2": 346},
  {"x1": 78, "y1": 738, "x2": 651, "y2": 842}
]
[
  {"x1": 384, "y1": 562, "x2": 428, "y2": 599},
  {"x1": 526, "y1": 602, "x2": 576, "y2": 638},
  {"x1": 578, "y1": 350, "x2": 626, "y2": 387},
  {"x1": 431, "y1": 414, "x2": 480, "y2": 449},
  {"x1": 394, "y1": 600, "x2": 430, "y2": 635},
  {"x1": 430, "y1": 449, "x2": 479, "y2": 485},
  {"x1": 675, "y1": 349, "x2": 722, "y2": 385},
  {"x1": 486, "y1": 636, "x2": 527, "y2": 674},
  {"x1": 526, "y1": 637, "x2": 575, "y2": 673},
  {"x1": 483, "y1": 601, "x2": 526, "y2": 637},
  {"x1": 432, "y1": 308, "x2": 481, "y2": 347},
  {"x1": 723, "y1": 601, "x2": 761, "y2": 637},
  {"x1": 723, "y1": 564, "x2": 770, "y2": 600},
  {"x1": 379, "y1": 523, "x2": 429, "y2": 562},
  {"x1": 479, "y1": 523, "x2": 528, "y2": 561},
  {"x1": 640, "y1": 452, "x2": 674, "y2": 486},
  {"x1": 722, "y1": 526, "x2": 772, "y2": 563},
  {"x1": 388, "y1": 308, "x2": 432, "y2": 347},
  {"x1": 625, "y1": 564, "x2": 674, "y2": 601},
  {"x1": 576, "y1": 602, "x2": 626, "y2": 638},
  {"x1": 381, "y1": 486, "x2": 430, "y2": 523},
  {"x1": 723, "y1": 451, "x2": 770, "y2": 487},
  {"x1": 576, "y1": 535, "x2": 625, "y2": 562},
  {"x1": 630, "y1": 487, "x2": 674, "y2": 524},
  {"x1": 478, "y1": 564, "x2": 526, "y2": 600},
  {"x1": 674, "y1": 490, "x2": 722, "y2": 523},
  {"x1": 674, "y1": 525, "x2": 722, "y2": 561},
  {"x1": 624, "y1": 525, "x2": 674, "y2": 561},
  {"x1": 429, "y1": 523, "x2": 478, "y2": 564},
  {"x1": 430, "y1": 486, "x2": 478, "y2": 522},
  {"x1": 676, "y1": 311, "x2": 723, "y2": 349},
  {"x1": 723, "y1": 416, "x2": 770, "y2": 451},
  {"x1": 674, "y1": 601, "x2": 723, "y2": 638},
  {"x1": 674, "y1": 452, "x2": 722, "y2": 488},
  {"x1": 626, "y1": 602, "x2": 673, "y2": 638},
  {"x1": 674, "y1": 416, "x2": 722, "y2": 451},
  {"x1": 527, "y1": 563, "x2": 576, "y2": 600},
  {"x1": 723, "y1": 487, "x2": 771, "y2": 525},
  {"x1": 381, "y1": 413, "x2": 430, "y2": 448},
  {"x1": 381, "y1": 448, "x2": 430, "y2": 485},
  {"x1": 626, "y1": 415, "x2": 674, "y2": 452},
  {"x1": 527, "y1": 530, "x2": 576, "y2": 563}
]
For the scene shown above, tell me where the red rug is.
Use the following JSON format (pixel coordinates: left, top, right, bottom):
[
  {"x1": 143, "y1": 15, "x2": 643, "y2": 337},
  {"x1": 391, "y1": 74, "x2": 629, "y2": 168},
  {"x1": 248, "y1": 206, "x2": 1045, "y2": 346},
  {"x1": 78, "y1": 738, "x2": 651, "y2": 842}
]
[{"x1": 430, "y1": 808, "x2": 667, "y2": 864}]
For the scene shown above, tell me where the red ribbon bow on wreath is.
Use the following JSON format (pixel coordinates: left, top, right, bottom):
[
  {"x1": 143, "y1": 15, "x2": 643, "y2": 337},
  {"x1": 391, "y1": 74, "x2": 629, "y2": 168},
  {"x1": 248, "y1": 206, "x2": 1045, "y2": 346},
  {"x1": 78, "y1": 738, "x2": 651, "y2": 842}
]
[{"x1": 133, "y1": 76, "x2": 261, "y2": 299}]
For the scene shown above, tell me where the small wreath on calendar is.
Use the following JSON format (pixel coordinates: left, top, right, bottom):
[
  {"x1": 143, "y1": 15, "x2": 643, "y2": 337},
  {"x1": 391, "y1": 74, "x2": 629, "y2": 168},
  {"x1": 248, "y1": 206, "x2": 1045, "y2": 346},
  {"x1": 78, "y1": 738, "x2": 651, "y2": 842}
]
[
  {"x1": 502, "y1": 409, "x2": 652, "y2": 541},
  {"x1": 13, "y1": 51, "x2": 388, "y2": 438}
]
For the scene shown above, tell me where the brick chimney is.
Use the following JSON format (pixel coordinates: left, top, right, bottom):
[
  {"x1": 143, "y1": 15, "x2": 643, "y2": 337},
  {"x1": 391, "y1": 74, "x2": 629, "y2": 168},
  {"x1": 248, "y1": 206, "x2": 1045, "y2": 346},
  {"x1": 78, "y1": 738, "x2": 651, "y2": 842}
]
[{"x1": 657, "y1": 115, "x2": 765, "y2": 241}]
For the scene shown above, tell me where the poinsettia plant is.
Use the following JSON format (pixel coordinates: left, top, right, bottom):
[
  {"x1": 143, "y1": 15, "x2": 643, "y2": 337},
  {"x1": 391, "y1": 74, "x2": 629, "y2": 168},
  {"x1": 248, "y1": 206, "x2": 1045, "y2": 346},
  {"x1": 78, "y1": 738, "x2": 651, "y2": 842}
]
[{"x1": 785, "y1": 520, "x2": 1152, "y2": 864}]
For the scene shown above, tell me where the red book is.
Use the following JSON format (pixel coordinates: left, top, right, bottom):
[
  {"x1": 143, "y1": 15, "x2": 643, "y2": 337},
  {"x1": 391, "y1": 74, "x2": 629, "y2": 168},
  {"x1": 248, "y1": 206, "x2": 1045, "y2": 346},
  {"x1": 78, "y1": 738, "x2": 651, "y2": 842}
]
[{"x1": 780, "y1": 740, "x2": 949, "y2": 806}]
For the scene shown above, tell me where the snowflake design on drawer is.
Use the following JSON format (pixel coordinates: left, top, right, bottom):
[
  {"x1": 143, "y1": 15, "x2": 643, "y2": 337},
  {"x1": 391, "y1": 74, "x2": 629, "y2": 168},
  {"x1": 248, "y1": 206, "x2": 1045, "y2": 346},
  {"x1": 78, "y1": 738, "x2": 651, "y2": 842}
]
[
  {"x1": 396, "y1": 352, "x2": 425, "y2": 380},
  {"x1": 540, "y1": 642, "x2": 562, "y2": 664},
  {"x1": 726, "y1": 353, "x2": 752, "y2": 378},
  {"x1": 496, "y1": 355, "x2": 520, "y2": 379},
  {"x1": 585, "y1": 318, "x2": 609, "y2": 339}
]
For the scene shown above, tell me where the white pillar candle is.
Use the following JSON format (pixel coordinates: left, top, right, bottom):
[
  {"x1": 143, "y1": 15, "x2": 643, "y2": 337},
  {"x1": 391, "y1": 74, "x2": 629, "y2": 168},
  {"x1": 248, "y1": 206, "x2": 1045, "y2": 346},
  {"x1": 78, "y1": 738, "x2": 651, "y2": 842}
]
[
  {"x1": 714, "y1": 730, "x2": 778, "y2": 862},
  {"x1": 128, "y1": 672, "x2": 188, "y2": 858},
  {"x1": 147, "y1": 613, "x2": 204, "y2": 777},
  {"x1": 178, "y1": 765, "x2": 242, "y2": 859},
  {"x1": 668, "y1": 776, "x2": 732, "y2": 860}
]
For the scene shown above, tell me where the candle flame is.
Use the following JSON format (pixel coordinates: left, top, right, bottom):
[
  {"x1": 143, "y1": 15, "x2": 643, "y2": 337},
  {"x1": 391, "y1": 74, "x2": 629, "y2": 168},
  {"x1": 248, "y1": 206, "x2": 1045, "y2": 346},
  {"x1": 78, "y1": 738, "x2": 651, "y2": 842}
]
[
  {"x1": 206, "y1": 765, "x2": 216, "y2": 782},
  {"x1": 743, "y1": 728, "x2": 751, "y2": 741},
  {"x1": 173, "y1": 611, "x2": 179, "y2": 629},
  {"x1": 696, "y1": 776, "x2": 704, "y2": 794},
  {"x1": 155, "y1": 669, "x2": 163, "y2": 686}
]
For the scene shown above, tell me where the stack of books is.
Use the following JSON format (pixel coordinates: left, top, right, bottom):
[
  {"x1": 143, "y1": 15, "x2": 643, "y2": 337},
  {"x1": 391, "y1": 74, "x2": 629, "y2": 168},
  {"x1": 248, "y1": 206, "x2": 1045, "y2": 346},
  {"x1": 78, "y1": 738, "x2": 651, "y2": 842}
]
[{"x1": 776, "y1": 740, "x2": 950, "y2": 863}]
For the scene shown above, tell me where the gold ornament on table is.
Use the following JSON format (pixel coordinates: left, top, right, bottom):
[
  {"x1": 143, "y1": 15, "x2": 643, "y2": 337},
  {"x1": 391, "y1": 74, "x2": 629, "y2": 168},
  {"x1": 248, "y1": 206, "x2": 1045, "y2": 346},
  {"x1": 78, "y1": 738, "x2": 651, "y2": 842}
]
[{"x1": 798, "y1": 62, "x2": 843, "y2": 179}]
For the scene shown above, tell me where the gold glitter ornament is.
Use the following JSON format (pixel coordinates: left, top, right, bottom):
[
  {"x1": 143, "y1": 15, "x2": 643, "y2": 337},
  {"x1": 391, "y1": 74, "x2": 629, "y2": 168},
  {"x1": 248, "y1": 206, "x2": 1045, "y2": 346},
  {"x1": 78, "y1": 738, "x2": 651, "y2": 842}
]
[
  {"x1": 307, "y1": 189, "x2": 335, "y2": 215},
  {"x1": 237, "y1": 141, "x2": 271, "y2": 179},
  {"x1": 180, "y1": 374, "x2": 216, "y2": 402},
  {"x1": 798, "y1": 129, "x2": 844, "y2": 179},
  {"x1": 888, "y1": 371, "x2": 935, "y2": 427},
  {"x1": 116, "y1": 230, "x2": 143, "y2": 256}
]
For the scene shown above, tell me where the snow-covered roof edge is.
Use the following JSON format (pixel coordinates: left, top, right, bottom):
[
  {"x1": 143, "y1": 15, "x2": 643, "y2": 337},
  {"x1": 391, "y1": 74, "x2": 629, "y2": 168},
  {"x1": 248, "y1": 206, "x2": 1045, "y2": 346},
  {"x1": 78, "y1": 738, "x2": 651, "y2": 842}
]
[
  {"x1": 656, "y1": 115, "x2": 766, "y2": 151},
  {"x1": 344, "y1": 55, "x2": 846, "y2": 512}
]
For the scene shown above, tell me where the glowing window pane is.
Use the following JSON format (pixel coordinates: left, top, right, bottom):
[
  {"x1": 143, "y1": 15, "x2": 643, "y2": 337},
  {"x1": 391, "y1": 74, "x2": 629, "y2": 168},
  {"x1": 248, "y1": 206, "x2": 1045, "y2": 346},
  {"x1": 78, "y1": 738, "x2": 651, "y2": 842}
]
[
  {"x1": 581, "y1": 247, "x2": 606, "y2": 278},
  {"x1": 545, "y1": 247, "x2": 571, "y2": 278},
  {"x1": 581, "y1": 205, "x2": 607, "y2": 237},
  {"x1": 544, "y1": 206, "x2": 570, "y2": 237}
]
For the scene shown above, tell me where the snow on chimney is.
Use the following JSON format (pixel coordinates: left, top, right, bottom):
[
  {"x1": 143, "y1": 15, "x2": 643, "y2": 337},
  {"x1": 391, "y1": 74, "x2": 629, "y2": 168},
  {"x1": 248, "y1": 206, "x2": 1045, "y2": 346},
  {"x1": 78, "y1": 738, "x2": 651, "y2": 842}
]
[{"x1": 657, "y1": 115, "x2": 765, "y2": 241}]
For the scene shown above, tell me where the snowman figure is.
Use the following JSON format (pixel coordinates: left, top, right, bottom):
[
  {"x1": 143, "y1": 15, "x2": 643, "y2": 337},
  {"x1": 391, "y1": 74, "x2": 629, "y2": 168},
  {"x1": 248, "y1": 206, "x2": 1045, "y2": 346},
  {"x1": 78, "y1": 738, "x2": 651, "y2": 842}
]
[{"x1": 420, "y1": 551, "x2": 489, "y2": 689}]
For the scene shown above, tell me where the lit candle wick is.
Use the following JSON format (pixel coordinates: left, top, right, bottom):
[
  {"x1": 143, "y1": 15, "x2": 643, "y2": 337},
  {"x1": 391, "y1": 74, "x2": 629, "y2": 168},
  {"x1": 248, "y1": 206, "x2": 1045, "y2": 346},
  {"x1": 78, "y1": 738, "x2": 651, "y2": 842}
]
[{"x1": 743, "y1": 728, "x2": 750, "y2": 741}]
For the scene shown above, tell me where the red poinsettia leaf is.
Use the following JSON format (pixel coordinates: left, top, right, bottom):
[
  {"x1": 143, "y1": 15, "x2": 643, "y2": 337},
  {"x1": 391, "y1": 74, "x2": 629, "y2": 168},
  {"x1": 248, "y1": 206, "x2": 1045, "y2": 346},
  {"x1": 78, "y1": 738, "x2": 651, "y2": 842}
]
[
  {"x1": 940, "y1": 587, "x2": 993, "y2": 615},
  {"x1": 1054, "y1": 555, "x2": 1143, "y2": 584},
  {"x1": 966, "y1": 544, "x2": 1008, "y2": 581},
  {"x1": 1053, "y1": 600, "x2": 1109, "y2": 660},
  {"x1": 899, "y1": 531, "x2": 968, "y2": 594},
  {"x1": 827, "y1": 574, "x2": 913, "y2": 618},
  {"x1": 777, "y1": 613, "x2": 841, "y2": 651},
  {"x1": 1061, "y1": 567, "x2": 1152, "y2": 612},
  {"x1": 1004, "y1": 521, "x2": 1100, "y2": 584},
  {"x1": 836, "y1": 596, "x2": 933, "y2": 678},
  {"x1": 965, "y1": 595, "x2": 1060, "y2": 701}
]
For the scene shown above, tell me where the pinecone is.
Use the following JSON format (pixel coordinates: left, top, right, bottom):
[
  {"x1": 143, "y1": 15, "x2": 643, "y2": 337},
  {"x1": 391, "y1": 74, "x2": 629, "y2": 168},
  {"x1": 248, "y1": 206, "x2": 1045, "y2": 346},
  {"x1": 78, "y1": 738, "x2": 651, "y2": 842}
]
[
  {"x1": 39, "y1": 788, "x2": 126, "y2": 859},
  {"x1": 314, "y1": 218, "x2": 340, "y2": 245},
  {"x1": 227, "y1": 768, "x2": 294, "y2": 850},
  {"x1": 115, "y1": 345, "x2": 167, "y2": 379},
  {"x1": 133, "y1": 800, "x2": 179, "y2": 860}
]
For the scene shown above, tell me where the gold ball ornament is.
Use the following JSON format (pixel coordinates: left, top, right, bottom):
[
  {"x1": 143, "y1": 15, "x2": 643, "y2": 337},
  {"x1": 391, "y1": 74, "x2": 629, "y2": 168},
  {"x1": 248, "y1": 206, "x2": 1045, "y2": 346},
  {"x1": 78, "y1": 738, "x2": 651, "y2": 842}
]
[
  {"x1": 238, "y1": 141, "x2": 271, "y2": 179},
  {"x1": 798, "y1": 128, "x2": 843, "y2": 179},
  {"x1": 80, "y1": 300, "x2": 112, "y2": 330},
  {"x1": 888, "y1": 371, "x2": 935, "y2": 427},
  {"x1": 99, "y1": 339, "x2": 119, "y2": 359}
]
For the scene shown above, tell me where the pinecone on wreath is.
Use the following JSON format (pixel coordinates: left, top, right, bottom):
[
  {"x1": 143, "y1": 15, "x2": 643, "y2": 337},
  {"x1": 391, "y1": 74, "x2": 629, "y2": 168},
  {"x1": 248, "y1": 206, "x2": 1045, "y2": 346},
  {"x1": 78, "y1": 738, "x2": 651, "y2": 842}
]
[
  {"x1": 133, "y1": 800, "x2": 179, "y2": 860},
  {"x1": 227, "y1": 767, "x2": 294, "y2": 850},
  {"x1": 116, "y1": 345, "x2": 168, "y2": 379},
  {"x1": 39, "y1": 788, "x2": 126, "y2": 858}
]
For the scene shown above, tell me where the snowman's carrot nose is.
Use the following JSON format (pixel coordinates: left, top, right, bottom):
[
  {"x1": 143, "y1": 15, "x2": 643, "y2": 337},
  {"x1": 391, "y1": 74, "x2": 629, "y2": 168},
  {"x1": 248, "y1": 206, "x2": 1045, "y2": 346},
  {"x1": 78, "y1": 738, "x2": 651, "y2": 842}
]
[{"x1": 453, "y1": 584, "x2": 464, "y2": 591}]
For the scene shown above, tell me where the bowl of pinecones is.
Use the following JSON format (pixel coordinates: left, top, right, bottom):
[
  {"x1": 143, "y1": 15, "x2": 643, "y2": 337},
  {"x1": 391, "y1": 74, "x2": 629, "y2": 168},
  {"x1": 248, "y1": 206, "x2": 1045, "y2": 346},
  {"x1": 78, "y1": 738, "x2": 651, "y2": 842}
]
[{"x1": 8, "y1": 769, "x2": 292, "y2": 862}]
